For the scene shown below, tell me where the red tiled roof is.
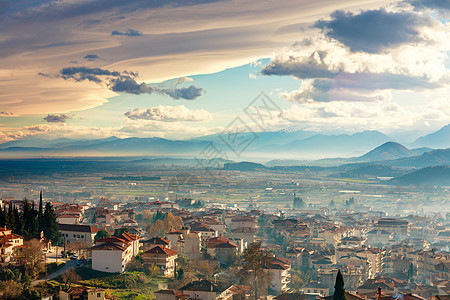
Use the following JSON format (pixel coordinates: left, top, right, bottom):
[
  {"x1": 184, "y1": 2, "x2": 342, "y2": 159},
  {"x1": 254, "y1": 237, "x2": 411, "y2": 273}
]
[
  {"x1": 89, "y1": 242, "x2": 127, "y2": 251},
  {"x1": 144, "y1": 245, "x2": 178, "y2": 256}
]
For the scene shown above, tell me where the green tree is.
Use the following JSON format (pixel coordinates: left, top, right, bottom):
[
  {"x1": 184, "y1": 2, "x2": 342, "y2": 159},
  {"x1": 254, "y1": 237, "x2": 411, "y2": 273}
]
[
  {"x1": 333, "y1": 269, "x2": 346, "y2": 300},
  {"x1": 13, "y1": 205, "x2": 24, "y2": 236},
  {"x1": 38, "y1": 191, "x2": 44, "y2": 232},
  {"x1": 42, "y1": 202, "x2": 61, "y2": 243},
  {"x1": 114, "y1": 227, "x2": 129, "y2": 235},
  {"x1": 0, "y1": 205, "x2": 4, "y2": 227},
  {"x1": 240, "y1": 241, "x2": 272, "y2": 300},
  {"x1": 95, "y1": 230, "x2": 110, "y2": 241}
]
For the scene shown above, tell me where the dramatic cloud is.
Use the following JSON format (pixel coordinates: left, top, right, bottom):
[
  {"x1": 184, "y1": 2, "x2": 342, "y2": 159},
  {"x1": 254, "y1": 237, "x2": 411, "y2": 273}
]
[
  {"x1": 0, "y1": 111, "x2": 13, "y2": 116},
  {"x1": 111, "y1": 28, "x2": 143, "y2": 37},
  {"x1": 125, "y1": 105, "x2": 212, "y2": 122},
  {"x1": 43, "y1": 113, "x2": 71, "y2": 123},
  {"x1": 262, "y1": 4, "x2": 449, "y2": 104},
  {"x1": 314, "y1": 8, "x2": 436, "y2": 53},
  {"x1": 408, "y1": 0, "x2": 450, "y2": 13},
  {"x1": 84, "y1": 54, "x2": 100, "y2": 61},
  {"x1": 59, "y1": 67, "x2": 204, "y2": 100}
]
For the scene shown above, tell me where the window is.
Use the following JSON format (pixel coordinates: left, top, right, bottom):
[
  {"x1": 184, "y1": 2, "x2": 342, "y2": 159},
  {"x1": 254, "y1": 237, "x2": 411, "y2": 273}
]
[
  {"x1": 97, "y1": 293, "x2": 101, "y2": 297},
  {"x1": 81, "y1": 235, "x2": 84, "y2": 238},
  {"x1": 73, "y1": 234, "x2": 76, "y2": 238}
]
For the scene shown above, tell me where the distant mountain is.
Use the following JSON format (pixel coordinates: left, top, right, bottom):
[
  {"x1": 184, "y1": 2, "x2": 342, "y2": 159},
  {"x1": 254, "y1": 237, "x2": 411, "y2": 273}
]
[
  {"x1": 410, "y1": 147, "x2": 433, "y2": 156},
  {"x1": 0, "y1": 136, "x2": 120, "y2": 150},
  {"x1": 389, "y1": 166, "x2": 450, "y2": 186},
  {"x1": 0, "y1": 137, "x2": 215, "y2": 157},
  {"x1": 224, "y1": 161, "x2": 267, "y2": 171},
  {"x1": 357, "y1": 142, "x2": 414, "y2": 161},
  {"x1": 191, "y1": 129, "x2": 317, "y2": 150},
  {"x1": 263, "y1": 130, "x2": 392, "y2": 158},
  {"x1": 131, "y1": 157, "x2": 231, "y2": 167},
  {"x1": 414, "y1": 124, "x2": 450, "y2": 148},
  {"x1": 384, "y1": 148, "x2": 450, "y2": 168},
  {"x1": 334, "y1": 164, "x2": 406, "y2": 178}
]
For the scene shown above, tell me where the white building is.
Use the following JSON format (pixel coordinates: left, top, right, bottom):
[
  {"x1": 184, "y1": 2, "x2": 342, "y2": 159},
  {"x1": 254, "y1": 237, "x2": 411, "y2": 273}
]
[
  {"x1": 0, "y1": 227, "x2": 24, "y2": 264},
  {"x1": 89, "y1": 232, "x2": 141, "y2": 273},
  {"x1": 59, "y1": 224, "x2": 101, "y2": 247},
  {"x1": 263, "y1": 257, "x2": 291, "y2": 292}
]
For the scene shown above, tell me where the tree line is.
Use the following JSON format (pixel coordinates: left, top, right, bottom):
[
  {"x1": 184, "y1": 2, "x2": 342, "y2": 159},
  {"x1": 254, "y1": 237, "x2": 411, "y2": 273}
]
[{"x1": 0, "y1": 191, "x2": 61, "y2": 243}]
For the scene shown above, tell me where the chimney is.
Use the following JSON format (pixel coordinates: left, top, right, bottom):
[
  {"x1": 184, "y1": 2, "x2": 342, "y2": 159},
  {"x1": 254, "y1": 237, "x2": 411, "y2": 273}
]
[{"x1": 377, "y1": 287, "x2": 381, "y2": 300}]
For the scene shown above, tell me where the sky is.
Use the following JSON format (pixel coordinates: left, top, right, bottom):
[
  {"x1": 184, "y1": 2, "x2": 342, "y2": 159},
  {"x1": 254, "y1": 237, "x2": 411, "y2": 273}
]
[{"x1": 0, "y1": 0, "x2": 449, "y2": 143}]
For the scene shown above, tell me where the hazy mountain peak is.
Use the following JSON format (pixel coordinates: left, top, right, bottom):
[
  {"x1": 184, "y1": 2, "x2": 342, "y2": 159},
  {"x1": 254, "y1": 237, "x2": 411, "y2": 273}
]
[
  {"x1": 414, "y1": 124, "x2": 450, "y2": 148},
  {"x1": 358, "y1": 141, "x2": 414, "y2": 161}
]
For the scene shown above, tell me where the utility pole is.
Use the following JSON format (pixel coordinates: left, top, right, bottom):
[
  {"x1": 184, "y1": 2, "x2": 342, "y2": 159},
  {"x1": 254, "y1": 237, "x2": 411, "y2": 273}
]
[{"x1": 44, "y1": 251, "x2": 47, "y2": 283}]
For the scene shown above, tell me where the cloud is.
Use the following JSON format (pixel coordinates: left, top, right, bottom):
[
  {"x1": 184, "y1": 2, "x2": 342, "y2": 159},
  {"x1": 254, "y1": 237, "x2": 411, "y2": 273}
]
[
  {"x1": 59, "y1": 66, "x2": 204, "y2": 100},
  {"x1": 43, "y1": 113, "x2": 71, "y2": 123},
  {"x1": 125, "y1": 105, "x2": 212, "y2": 122},
  {"x1": 314, "y1": 8, "x2": 437, "y2": 53},
  {"x1": 0, "y1": 111, "x2": 13, "y2": 116},
  {"x1": 84, "y1": 54, "x2": 100, "y2": 61},
  {"x1": 111, "y1": 28, "x2": 143, "y2": 37},
  {"x1": 408, "y1": 0, "x2": 450, "y2": 14},
  {"x1": 262, "y1": 5, "x2": 449, "y2": 103}
]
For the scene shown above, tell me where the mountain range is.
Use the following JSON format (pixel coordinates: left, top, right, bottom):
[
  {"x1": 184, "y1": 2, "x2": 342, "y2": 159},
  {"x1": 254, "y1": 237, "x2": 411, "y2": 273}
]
[{"x1": 0, "y1": 124, "x2": 448, "y2": 160}]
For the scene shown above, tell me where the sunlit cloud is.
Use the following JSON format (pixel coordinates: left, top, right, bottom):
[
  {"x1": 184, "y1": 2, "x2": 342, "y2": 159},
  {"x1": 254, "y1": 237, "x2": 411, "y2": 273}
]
[{"x1": 125, "y1": 105, "x2": 212, "y2": 122}]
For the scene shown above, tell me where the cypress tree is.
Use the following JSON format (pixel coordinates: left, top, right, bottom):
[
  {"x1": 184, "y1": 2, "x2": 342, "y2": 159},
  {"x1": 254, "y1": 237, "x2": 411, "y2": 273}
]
[
  {"x1": 42, "y1": 202, "x2": 61, "y2": 243},
  {"x1": 38, "y1": 191, "x2": 44, "y2": 232},
  {"x1": 0, "y1": 205, "x2": 4, "y2": 227},
  {"x1": 28, "y1": 201, "x2": 40, "y2": 237},
  {"x1": 22, "y1": 199, "x2": 31, "y2": 236},
  {"x1": 333, "y1": 269, "x2": 346, "y2": 300},
  {"x1": 7, "y1": 204, "x2": 14, "y2": 228},
  {"x1": 13, "y1": 205, "x2": 24, "y2": 236}
]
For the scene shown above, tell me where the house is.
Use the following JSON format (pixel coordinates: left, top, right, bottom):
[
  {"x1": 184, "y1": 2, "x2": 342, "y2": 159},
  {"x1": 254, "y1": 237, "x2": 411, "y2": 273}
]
[
  {"x1": 214, "y1": 241, "x2": 238, "y2": 266},
  {"x1": 141, "y1": 237, "x2": 171, "y2": 252},
  {"x1": 230, "y1": 227, "x2": 256, "y2": 245},
  {"x1": 0, "y1": 227, "x2": 24, "y2": 264},
  {"x1": 366, "y1": 229, "x2": 393, "y2": 246},
  {"x1": 190, "y1": 223, "x2": 218, "y2": 242},
  {"x1": 302, "y1": 281, "x2": 330, "y2": 296},
  {"x1": 141, "y1": 245, "x2": 178, "y2": 276},
  {"x1": 89, "y1": 232, "x2": 141, "y2": 273},
  {"x1": 155, "y1": 289, "x2": 189, "y2": 300},
  {"x1": 167, "y1": 227, "x2": 201, "y2": 259},
  {"x1": 230, "y1": 216, "x2": 257, "y2": 230},
  {"x1": 264, "y1": 256, "x2": 291, "y2": 292},
  {"x1": 373, "y1": 218, "x2": 409, "y2": 240},
  {"x1": 59, "y1": 224, "x2": 101, "y2": 247},
  {"x1": 59, "y1": 286, "x2": 105, "y2": 300},
  {"x1": 179, "y1": 279, "x2": 235, "y2": 300},
  {"x1": 57, "y1": 213, "x2": 81, "y2": 225}
]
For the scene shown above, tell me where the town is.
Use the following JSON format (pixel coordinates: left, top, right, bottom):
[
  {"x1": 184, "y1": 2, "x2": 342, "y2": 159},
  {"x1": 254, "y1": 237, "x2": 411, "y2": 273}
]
[{"x1": 0, "y1": 181, "x2": 448, "y2": 299}]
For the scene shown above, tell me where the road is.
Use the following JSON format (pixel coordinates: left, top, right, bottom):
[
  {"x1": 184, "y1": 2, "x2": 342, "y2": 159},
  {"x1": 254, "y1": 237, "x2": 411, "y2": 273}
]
[{"x1": 32, "y1": 259, "x2": 77, "y2": 286}]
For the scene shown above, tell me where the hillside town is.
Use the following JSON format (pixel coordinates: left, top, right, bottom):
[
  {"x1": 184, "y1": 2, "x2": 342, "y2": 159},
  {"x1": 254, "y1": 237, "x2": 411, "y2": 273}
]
[{"x1": 0, "y1": 192, "x2": 448, "y2": 300}]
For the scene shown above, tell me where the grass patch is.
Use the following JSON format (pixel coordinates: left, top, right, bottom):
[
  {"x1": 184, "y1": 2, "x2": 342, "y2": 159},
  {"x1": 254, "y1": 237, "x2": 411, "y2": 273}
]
[{"x1": 46, "y1": 262, "x2": 66, "y2": 275}]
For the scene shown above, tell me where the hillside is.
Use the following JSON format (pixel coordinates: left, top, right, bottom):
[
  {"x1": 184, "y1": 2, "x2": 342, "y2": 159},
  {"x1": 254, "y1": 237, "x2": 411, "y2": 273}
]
[
  {"x1": 414, "y1": 124, "x2": 450, "y2": 148},
  {"x1": 384, "y1": 148, "x2": 450, "y2": 168},
  {"x1": 389, "y1": 166, "x2": 450, "y2": 186},
  {"x1": 357, "y1": 141, "x2": 414, "y2": 161},
  {"x1": 335, "y1": 164, "x2": 406, "y2": 178}
]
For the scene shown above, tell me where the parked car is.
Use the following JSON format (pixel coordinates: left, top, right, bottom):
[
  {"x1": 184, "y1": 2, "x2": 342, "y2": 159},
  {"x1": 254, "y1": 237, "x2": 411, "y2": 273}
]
[{"x1": 70, "y1": 255, "x2": 79, "y2": 260}]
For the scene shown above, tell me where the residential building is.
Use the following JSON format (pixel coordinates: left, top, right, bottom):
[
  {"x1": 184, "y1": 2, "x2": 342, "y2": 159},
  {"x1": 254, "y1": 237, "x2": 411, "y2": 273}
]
[
  {"x1": 89, "y1": 232, "x2": 141, "y2": 273},
  {"x1": 264, "y1": 256, "x2": 291, "y2": 292},
  {"x1": 59, "y1": 287, "x2": 105, "y2": 300},
  {"x1": 59, "y1": 224, "x2": 101, "y2": 247},
  {"x1": 142, "y1": 245, "x2": 178, "y2": 276},
  {"x1": 0, "y1": 227, "x2": 23, "y2": 264},
  {"x1": 179, "y1": 279, "x2": 235, "y2": 300}
]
